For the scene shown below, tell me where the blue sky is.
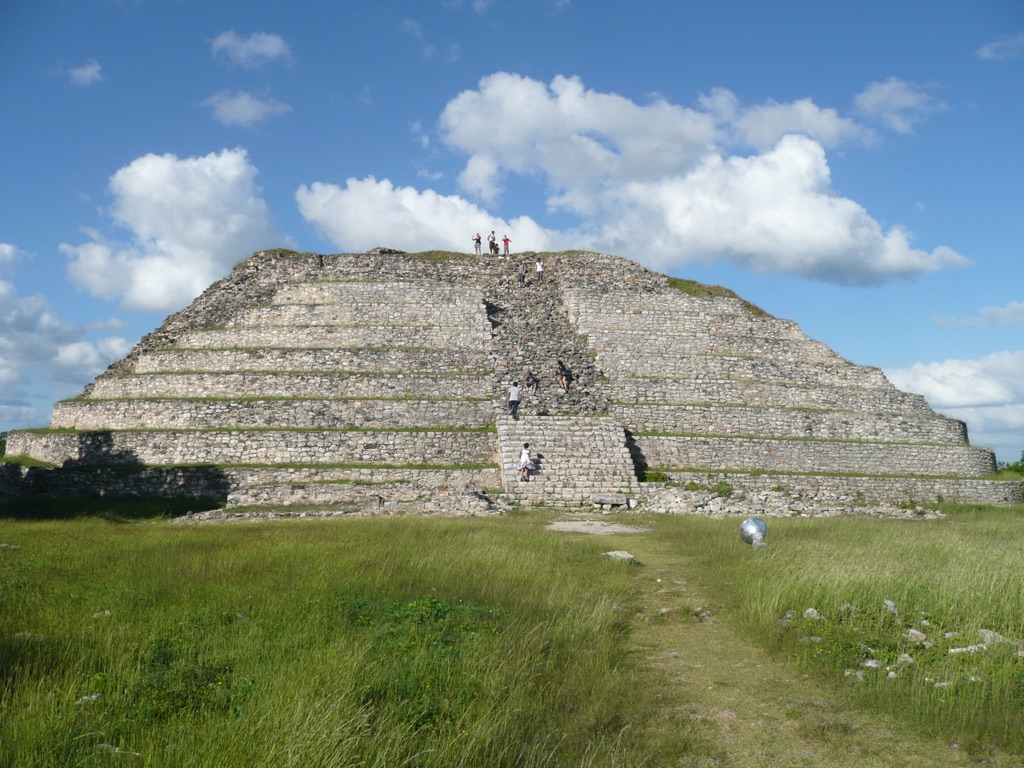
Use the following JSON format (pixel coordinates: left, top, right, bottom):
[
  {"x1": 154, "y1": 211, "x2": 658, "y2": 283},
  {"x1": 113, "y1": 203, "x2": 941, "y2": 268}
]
[{"x1": 1, "y1": 0, "x2": 1022, "y2": 462}]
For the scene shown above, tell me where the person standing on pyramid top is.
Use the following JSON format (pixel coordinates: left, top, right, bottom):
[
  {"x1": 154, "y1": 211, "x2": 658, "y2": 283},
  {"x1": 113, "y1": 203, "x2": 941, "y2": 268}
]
[
  {"x1": 472, "y1": 233, "x2": 482, "y2": 255},
  {"x1": 502, "y1": 234, "x2": 511, "y2": 255},
  {"x1": 488, "y1": 231, "x2": 497, "y2": 255}
]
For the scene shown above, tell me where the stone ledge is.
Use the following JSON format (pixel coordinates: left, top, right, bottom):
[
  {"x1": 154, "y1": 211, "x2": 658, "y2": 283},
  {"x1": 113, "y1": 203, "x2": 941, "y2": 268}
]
[{"x1": 639, "y1": 435, "x2": 995, "y2": 477}]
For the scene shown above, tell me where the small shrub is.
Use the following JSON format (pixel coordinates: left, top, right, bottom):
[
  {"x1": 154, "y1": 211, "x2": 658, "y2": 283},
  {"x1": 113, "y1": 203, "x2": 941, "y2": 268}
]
[
  {"x1": 711, "y1": 481, "x2": 734, "y2": 497},
  {"x1": 642, "y1": 470, "x2": 670, "y2": 483}
]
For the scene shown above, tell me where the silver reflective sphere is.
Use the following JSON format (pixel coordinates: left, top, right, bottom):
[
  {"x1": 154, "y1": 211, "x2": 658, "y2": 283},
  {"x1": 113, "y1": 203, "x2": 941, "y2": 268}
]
[{"x1": 739, "y1": 517, "x2": 767, "y2": 547}]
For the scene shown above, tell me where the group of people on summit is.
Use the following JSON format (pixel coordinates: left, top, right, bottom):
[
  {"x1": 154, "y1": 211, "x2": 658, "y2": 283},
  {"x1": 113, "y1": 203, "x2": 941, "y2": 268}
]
[
  {"x1": 473, "y1": 231, "x2": 510, "y2": 256},
  {"x1": 472, "y1": 230, "x2": 546, "y2": 287}
]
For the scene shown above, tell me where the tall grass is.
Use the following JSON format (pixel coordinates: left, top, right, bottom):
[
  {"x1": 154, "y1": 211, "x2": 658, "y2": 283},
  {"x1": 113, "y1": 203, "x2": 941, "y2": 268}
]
[
  {"x1": 652, "y1": 504, "x2": 1024, "y2": 753},
  {"x1": 0, "y1": 513, "x2": 648, "y2": 767}
]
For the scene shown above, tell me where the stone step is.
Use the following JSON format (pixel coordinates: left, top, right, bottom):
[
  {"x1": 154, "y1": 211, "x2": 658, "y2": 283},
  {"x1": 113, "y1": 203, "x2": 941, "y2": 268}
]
[
  {"x1": 613, "y1": 404, "x2": 967, "y2": 445},
  {"x1": 132, "y1": 347, "x2": 493, "y2": 374},
  {"x1": 52, "y1": 398, "x2": 494, "y2": 431},
  {"x1": 595, "y1": 352, "x2": 889, "y2": 388},
  {"x1": 583, "y1": 330, "x2": 843, "y2": 364},
  {"x1": 229, "y1": 303, "x2": 488, "y2": 329},
  {"x1": 610, "y1": 378, "x2": 931, "y2": 415},
  {"x1": 176, "y1": 326, "x2": 491, "y2": 350},
  {"x1": 638, "y1": 435, "x2": 997, "y2": 478},
  {"x1": 86, "y1": 372, "x2": 489, "y2": 400},
  {"x1": 9, "y1": 429, "x2": 496, "y2": 468}
]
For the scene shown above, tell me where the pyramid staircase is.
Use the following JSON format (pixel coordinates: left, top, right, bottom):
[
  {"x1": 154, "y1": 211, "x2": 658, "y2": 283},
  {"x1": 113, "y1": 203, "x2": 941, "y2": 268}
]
[{"x1": 496, "y1": 415, "x2": 640, "y2": 506}]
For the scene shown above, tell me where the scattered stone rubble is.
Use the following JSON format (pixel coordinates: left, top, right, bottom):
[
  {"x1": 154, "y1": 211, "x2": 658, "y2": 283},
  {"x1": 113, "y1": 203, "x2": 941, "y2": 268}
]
[
  {"x1": 642, "y1": 486, "x2": 945, "y2": 519},
  {"x1": 780, "y1": 599, "x2": 1024, "y2": 687}
]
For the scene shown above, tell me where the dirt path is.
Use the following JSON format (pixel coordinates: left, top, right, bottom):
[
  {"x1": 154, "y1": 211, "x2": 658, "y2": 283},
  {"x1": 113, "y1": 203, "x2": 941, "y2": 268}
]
[{"x1": 548, "y1": 517, "x2": 1021, "y2": 767}]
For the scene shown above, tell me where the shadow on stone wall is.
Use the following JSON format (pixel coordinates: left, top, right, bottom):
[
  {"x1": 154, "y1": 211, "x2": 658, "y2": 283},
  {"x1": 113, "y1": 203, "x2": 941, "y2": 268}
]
[
  {"x1": 623, "y1": 429, "x2": 650, "y2": 482},
  {"x1": 0, "y1": 431, "x2": 231, "y2": 516}
]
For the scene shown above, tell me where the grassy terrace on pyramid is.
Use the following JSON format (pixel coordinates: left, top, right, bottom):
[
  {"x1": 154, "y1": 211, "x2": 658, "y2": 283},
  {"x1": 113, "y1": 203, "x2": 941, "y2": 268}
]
[{"x1": 3, "y1": 248, "x2": 1021, "y2": 512}]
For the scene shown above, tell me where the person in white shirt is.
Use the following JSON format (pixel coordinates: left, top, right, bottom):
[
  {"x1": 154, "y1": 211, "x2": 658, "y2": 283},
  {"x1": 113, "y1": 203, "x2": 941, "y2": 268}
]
[{"x1": 506, "y1": 381, "x2": 523, "y2": 420}]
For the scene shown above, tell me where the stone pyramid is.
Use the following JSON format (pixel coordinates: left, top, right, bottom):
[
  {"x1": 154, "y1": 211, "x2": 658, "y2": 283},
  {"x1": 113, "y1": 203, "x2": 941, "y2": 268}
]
[{"x1": 4, "y1": 248, "x2": 1020, "y2": 512}]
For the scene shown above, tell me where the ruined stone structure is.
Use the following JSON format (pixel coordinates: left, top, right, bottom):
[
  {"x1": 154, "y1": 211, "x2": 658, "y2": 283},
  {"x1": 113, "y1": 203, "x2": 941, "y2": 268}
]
[{"x1": 4, "y1": 249, "x2": 1021, "y2": 512}]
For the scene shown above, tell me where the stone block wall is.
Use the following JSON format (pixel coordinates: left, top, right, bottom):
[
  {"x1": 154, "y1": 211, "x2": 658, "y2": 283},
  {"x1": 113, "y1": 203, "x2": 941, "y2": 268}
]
[
  {"x1": 639, "y1": 435, "x2": 996, "y2": 477},
  {"x1": 565, "y1": 282, "x2": 1001, "y2": 493},
  {"x1": 133, "y1": 348, "x2": 491, "y2": 375},
  {"x1": 51, "y1": 398, "x2": 494, "y2": 431},
  {"x1": 8, "y1": 429, "x2": 495, "y2": 467},
  {"x1": 86, "y1": 372, "x2": 490, "y2": 400},
  {"x1": 613, "y1": 404, "x2": 967, "y2": 444}
]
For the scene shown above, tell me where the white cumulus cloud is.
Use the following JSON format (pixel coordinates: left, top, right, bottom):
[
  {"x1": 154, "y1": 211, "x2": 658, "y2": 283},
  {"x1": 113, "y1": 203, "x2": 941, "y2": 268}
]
[
  {"x1": 212, "y1": 30, "x2": 291, "y2": 68},
  {"x1": 700, "y1": 87, "x2": 870, "y2": 150},
  {"x1": 204, "y1": 90, "x2": 291, "y2": 127},
  {"x1": 959, "y1": 301, "x2": 1024, "y2": 328},
  {"x1": 297, "y1": 72, "x2": 967, "y2": 285},
  {"x1": 68, "y1": 59, "x2": 103, "y2": 87},
  {"x1": 0, "y1": 263, "x2": 129, "y2": 428},
  {"x1": 439, "y1": 73, "x2": 718, "y2": 204},
  {"x1": 62, "y1": 149, "x2": 285, "y2": 312},
  {"x1": 0, "y1": 243, "x2": 27, "y2": 263},
  {"x1": 599, "y1": 134, "x2": 968, "y2": 282},
  {"x1": 886, "y1": 351, "x2": 1024, "y2": 462},
  {"x1": 977, "y1": 32, "x2": 1024, "y2": 61},
  {"x1": 854, "y1": 77, "x2": 947, "y2": 134},
  {"x1": 296, "y1": 177, "x2": 556, "y2": 254}
]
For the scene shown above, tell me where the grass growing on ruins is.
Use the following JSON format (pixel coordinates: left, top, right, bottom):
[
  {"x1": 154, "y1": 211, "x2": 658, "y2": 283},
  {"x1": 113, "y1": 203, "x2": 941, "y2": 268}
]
[
  {"x1": 666, "y1": 276, "x2": 770, "y2": 317},
  {"x1": 410, "y1": 250, "x2": 475, "y2": 261},
  {"x1": 3, "y1": 505, "x2": 1024, "y2": 765}
]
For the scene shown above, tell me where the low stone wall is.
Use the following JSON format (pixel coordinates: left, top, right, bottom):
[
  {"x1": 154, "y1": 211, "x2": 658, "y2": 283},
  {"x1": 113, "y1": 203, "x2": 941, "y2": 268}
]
[
  {"x1": 615, "y1": 404, "x2": 967, "y2": 445},
  {"x1": 1, "y1": 462, "x2": 232, "y2": 499},
  {"x1": 584, "y1": 329, "x2": 841, "y2": 364},
  {"x1": 52, "y1": 398, "x2": 496, "y2": 431},
  {"x1": 595, "y1": 352, "x2": 889, "y2": 388},
  {"x1": 568, "y1": 292, "x2": 805, "y2": 339},
  {"x1": 132, "y1": 347, "x2": 494, "y2": 375},
  {"x1": 640, "y1": 435, "x2": 997, "y2": 477},
  {"x1": 1, "y1": 462, "x2": 502, "y2": 504},
  {"x1": 273, "y1": 280, "x2": 484, "y2": 306},
  {"x1": 176, "y1": 326, "x2": 490, "y2": 350},
  {"x1": 230, "y1": 302, "x2": 489, "y2": 330},
  {"x1": 658, "y1": 470, "x2": 1024, "y2": 506},
  {"x1": 611, "y1": 378, "x2": 932, "y2": 414},
  {"x1": 8, "y1": 429, "x2": 496, "y2": 467},
  {"x1": 87, "y1": 372, "x2": 490, "y2": 400}
]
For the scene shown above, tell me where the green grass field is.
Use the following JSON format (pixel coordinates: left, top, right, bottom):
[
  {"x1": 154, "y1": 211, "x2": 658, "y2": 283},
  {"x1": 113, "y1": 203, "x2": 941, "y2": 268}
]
[{"x1": 2, "y1": 499, "x2": 1023, "y2": 766}]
